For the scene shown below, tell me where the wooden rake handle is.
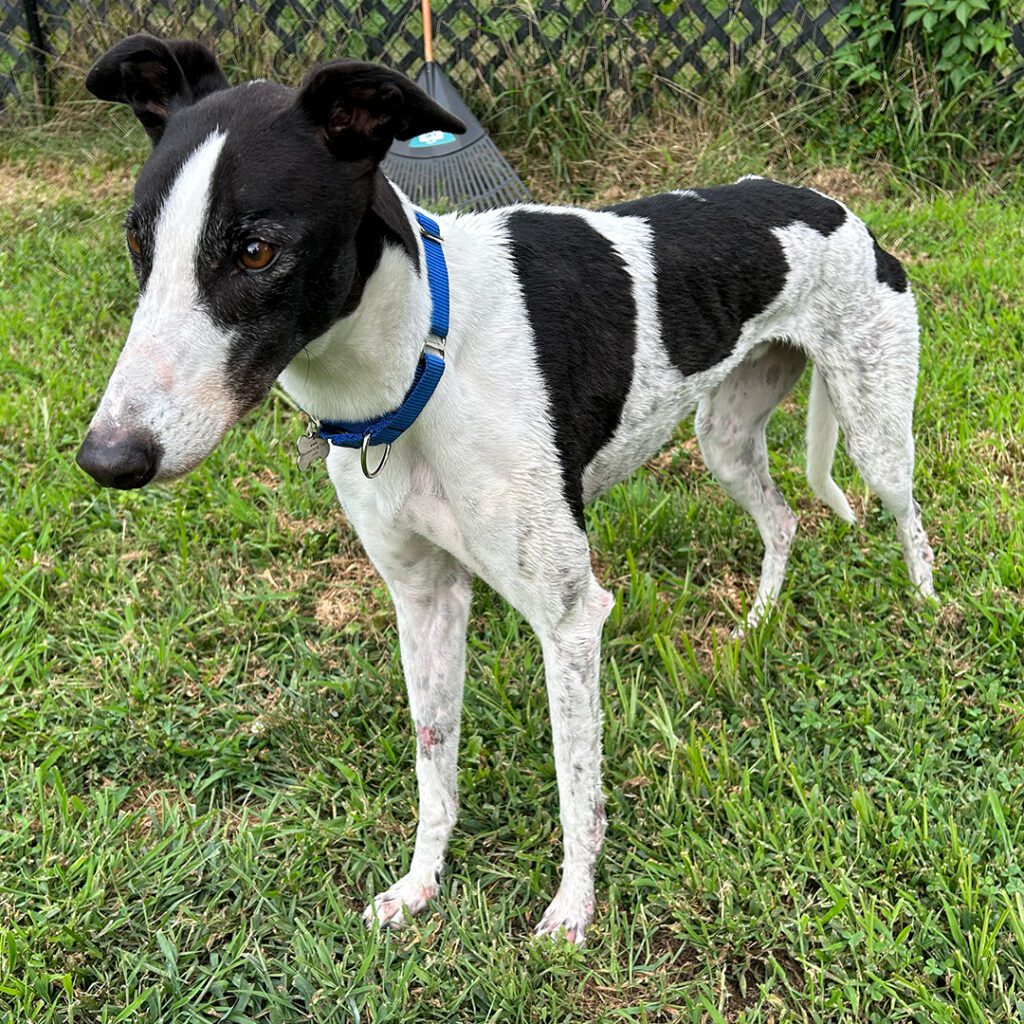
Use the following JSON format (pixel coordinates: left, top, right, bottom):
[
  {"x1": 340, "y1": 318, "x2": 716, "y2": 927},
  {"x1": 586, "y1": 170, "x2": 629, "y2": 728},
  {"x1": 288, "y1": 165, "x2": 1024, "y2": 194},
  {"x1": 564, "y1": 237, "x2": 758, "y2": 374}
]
[{"x1": 421, "y1": 0, "x2": 434, "y2": 63}]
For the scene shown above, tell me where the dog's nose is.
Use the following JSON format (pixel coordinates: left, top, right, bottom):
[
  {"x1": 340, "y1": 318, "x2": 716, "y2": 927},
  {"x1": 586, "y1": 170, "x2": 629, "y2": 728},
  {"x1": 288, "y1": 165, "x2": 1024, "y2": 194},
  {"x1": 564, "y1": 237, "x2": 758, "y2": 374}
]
[{"x1": 76, "y1": 428, "x2": 160, "y2": 489}]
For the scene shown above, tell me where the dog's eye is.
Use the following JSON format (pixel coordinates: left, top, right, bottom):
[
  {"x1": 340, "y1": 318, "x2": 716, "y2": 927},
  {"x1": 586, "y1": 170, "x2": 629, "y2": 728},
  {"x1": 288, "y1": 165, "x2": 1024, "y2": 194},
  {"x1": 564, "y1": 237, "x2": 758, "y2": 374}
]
[
  {"x1": 239, "y1": 239, "x2": 277, "y2": 272},
  {"x1": 126, "y1": 230, "x2": 143, "y2": 257}
]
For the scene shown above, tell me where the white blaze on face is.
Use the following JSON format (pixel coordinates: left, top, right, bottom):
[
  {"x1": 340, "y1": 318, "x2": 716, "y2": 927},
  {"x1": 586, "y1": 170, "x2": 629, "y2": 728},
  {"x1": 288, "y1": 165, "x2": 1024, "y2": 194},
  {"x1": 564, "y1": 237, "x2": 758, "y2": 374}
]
[{"x1": 90, "y1": 130, "x2": 238, "y2": 480}]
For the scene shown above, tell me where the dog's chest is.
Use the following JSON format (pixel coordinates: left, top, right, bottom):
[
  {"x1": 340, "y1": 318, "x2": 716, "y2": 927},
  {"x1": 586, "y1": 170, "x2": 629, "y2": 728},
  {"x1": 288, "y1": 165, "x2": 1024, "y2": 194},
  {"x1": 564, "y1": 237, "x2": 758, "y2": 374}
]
[{"x1": 326, "y1": 450, "x2": 493, "y2": 577}]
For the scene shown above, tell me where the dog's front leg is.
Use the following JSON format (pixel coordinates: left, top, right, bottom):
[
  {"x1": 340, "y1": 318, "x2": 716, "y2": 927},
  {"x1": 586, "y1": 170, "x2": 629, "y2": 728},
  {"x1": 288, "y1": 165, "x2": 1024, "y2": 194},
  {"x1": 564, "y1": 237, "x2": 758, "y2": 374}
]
[
  {"x1": 360, "y1": 541, "x2": 472, "y2": 929},
  {"x1": 532, "y1": 574, "x2": 614, "y2": 946}
]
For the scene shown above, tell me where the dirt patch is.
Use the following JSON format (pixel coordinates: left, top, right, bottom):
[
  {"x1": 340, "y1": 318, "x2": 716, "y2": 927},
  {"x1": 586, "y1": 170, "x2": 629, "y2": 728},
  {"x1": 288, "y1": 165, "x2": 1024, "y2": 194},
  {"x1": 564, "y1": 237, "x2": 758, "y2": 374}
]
[
  {"x1": 256, "y1": 545, "x2": 383, "y2": 632},
  {"x1": 803, "y1": 166, "x2": 886, "y2": 205},
  {"x1": 576, "y1": 930, "x2": 803, "y2": 1021},
  {"x1": 935, "y1": 601, "x2": 966, "y2": 633},
  {"x1": 795, "y1": 483, "x2": 871, "y2": 536},
  {"x1": 594, "y1": 119, "x2": 719, "y2": 204},
  {"x1": 0, "y1": 158, "x2": 132, "y2": 210},
  {"x1": 575, "y1": 931, "x2": 700, "y2": 1020},
  {"x1": 313, "y1": 554, "x2": 383, "y2": 630},
  {"x1": 707, "y1": 564, "x2": 751, "y2": 619},
  {"x1": 121, "y1": 786, "x2": 186, "y2": 837},
  {"x1": 265, "y1": 509, "x2": 385, "y2": 629},
  {"x1": 274, "y1": 506, "x2": 352, "y2": 540},
  {"x1": 646, "y1": 436, "x2": 704, "y2": 481},
  {"x1": 966, "y1": 430, "x2": 1023, "y2": 497}
]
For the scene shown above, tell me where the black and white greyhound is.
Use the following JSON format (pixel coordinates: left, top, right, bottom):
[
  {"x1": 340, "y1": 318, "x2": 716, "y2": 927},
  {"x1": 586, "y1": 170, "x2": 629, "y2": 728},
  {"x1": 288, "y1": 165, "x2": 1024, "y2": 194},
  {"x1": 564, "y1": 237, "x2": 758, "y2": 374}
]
[{"x1": 76, "y1": 35, "x2": 936, "y2": 945}]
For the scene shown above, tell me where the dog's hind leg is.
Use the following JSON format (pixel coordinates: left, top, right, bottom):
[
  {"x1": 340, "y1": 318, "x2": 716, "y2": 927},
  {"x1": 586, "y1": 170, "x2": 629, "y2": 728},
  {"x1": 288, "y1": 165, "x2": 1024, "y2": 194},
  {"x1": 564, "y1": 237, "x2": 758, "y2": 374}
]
[
  {"x1": 695, "y1": 340, "x2": 807, "y2": 632},
  {"x1": 357, "y1": 532, "x2": 473, "y2": 930},
  {"x1": 817, "y1": 335, "x2": 935, "y2": 600}
]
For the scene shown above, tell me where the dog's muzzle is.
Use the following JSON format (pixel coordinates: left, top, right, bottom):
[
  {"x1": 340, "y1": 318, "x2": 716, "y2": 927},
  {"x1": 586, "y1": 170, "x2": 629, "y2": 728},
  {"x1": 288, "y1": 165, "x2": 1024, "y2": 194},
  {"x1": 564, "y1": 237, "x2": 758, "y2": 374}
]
[{"x1": 76, "y1": 427, "x2": 161, "y2": 489}]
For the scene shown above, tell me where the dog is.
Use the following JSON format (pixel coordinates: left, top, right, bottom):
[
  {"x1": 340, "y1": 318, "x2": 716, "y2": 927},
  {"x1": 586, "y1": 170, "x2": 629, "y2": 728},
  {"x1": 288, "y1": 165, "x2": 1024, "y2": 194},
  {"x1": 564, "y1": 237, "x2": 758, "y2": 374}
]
[{"x1": 76, "y1": 35, "x2": 936, "y2": 945}]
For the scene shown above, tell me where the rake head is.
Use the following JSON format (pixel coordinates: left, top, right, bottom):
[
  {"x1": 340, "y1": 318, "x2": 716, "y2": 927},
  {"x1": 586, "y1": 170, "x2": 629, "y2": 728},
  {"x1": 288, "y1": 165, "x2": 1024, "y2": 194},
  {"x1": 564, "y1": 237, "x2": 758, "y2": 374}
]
[{"x1": 383, "y1": 62, "x2": 531, "y2": 213}]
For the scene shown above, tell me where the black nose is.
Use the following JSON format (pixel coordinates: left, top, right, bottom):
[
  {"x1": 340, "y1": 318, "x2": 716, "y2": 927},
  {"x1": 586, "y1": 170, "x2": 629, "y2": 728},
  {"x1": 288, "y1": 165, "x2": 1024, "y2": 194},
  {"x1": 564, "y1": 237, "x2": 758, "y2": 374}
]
[{"x1": 76, "y1": 428, "x2": 160, "y2": 489}]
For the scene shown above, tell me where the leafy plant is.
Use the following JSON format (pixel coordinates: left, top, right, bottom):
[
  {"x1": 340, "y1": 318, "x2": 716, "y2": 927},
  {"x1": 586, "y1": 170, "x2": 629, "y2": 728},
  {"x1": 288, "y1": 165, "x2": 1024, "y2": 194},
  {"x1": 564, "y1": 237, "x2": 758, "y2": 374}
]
[
  {"x1": 826, "y1": 0, "x2": 1022, "y2": 184},
  {"x1": 903, "y1": 0, "x2": 1013, "y2": 93},
  {"x1": 837, "y1": 0, "x2": 1014, "y2": 93}
]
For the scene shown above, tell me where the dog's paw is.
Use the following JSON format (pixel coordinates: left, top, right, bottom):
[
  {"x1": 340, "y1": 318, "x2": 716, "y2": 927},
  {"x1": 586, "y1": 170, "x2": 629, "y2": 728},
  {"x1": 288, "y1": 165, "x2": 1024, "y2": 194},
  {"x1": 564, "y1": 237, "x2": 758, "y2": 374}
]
[
  {"x1": 362, "y1": 875, "x2": 436, "y2": 930},
  {"x1": 732, "y1": 596, "x2": 775, "y2": 639},
  {"x1": 534, "y1": 887, "x2": 594, "y2": 947}
]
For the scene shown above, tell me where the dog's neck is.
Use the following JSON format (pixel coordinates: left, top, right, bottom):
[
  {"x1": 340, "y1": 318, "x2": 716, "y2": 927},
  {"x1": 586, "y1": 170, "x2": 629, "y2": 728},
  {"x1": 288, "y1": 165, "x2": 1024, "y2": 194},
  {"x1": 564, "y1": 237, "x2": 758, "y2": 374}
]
[{"x1": 276, "y1": 175, "x2": 433, "y2": 423}]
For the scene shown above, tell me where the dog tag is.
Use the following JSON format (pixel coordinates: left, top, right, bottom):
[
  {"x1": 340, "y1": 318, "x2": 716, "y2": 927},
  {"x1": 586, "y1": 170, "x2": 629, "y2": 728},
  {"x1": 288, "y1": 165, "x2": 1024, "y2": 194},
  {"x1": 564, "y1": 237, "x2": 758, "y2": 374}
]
[{"x1": 296, "y1": 433, "x2": 330, "y2": 471}]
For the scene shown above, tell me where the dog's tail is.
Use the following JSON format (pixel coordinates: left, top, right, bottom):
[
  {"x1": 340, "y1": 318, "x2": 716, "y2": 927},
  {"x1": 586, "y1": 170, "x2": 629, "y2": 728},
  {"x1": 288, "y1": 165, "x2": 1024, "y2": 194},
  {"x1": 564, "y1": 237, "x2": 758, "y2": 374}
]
[{"x1": 806, "y1": 366, "x2": 856, "y2": 524}]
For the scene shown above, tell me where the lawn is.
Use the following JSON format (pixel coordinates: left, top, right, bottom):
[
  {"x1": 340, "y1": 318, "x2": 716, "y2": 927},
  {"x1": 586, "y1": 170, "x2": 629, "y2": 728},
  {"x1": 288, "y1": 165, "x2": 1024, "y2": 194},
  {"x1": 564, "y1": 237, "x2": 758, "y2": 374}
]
[{"x1": 1, "y1": 120, "x2": 1023, "y2": 1023}]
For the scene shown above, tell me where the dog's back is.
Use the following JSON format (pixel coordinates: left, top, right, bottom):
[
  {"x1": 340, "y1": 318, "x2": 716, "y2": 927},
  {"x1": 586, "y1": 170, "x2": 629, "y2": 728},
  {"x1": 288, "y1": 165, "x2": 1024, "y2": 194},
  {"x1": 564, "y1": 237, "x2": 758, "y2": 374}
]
[
  {"x1": 480, "y1": 179, "x2": 915, "y2": 520},
  {"x1": 78, "y1": 36, "x2": 935, "y2": 945}
]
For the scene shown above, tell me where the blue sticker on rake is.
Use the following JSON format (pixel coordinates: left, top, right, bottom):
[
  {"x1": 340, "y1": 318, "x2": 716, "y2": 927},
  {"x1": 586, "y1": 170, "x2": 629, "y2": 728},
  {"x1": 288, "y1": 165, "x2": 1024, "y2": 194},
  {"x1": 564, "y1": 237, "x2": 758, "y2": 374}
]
[{"x1": 409, "y1": 130, "x2": 458, "y2": 149}]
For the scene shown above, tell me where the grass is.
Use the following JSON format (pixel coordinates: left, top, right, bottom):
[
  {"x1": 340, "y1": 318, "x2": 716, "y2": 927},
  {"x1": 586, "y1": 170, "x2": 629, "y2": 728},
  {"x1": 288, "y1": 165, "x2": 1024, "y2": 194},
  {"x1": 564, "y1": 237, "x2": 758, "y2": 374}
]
[{"x1": 1, "y1": 110, "x2": 1024, "y2": 1023}]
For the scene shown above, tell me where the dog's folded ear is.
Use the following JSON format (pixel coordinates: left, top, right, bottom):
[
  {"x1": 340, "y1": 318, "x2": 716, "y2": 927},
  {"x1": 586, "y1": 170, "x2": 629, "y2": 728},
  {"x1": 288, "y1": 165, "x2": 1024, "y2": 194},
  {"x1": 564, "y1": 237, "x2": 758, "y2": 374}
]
[
  {"x1": 298, "y1": 60, "x2": 466, "y2": 163},
  {"x1": 86, "y1": 34, "x2": 228, "y2": 143}
]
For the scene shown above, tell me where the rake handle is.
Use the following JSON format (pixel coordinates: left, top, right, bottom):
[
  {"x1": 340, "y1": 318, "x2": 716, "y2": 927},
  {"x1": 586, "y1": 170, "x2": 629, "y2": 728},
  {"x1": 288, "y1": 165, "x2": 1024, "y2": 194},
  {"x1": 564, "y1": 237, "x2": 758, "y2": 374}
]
[{"x1": 421, "y1": 0, "x2": 434, "y2": 63}]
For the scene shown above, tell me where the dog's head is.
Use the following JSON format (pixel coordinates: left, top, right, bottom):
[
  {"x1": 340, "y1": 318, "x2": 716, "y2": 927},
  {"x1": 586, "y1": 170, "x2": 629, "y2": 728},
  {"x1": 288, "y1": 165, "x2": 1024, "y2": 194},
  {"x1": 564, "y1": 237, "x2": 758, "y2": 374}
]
[{"x1": 76, "y1": 35, "x2": 463, "y2": 489}]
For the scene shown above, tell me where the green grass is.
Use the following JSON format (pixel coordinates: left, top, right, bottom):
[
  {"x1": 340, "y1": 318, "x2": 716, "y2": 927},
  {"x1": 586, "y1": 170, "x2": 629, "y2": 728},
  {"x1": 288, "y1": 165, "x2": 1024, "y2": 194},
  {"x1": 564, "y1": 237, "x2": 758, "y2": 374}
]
[{"x1": 1, "y1": 122, "x2": 1024, "y2": 1023}]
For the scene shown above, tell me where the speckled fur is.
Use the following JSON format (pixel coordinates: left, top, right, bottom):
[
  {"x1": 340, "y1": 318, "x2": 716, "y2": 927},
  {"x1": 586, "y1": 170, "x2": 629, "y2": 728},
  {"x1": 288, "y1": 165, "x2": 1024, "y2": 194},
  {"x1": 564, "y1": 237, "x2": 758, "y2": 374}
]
[{"x1": 80, "y1": 44, "x2": 936, "y2": 947}]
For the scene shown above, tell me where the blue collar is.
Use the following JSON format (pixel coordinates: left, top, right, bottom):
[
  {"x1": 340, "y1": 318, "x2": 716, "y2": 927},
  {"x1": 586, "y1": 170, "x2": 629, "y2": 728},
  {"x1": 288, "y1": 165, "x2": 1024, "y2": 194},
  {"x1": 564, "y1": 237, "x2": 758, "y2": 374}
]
[{"x1": 314, "y1": 210, "x2": 449, "y2": 478}]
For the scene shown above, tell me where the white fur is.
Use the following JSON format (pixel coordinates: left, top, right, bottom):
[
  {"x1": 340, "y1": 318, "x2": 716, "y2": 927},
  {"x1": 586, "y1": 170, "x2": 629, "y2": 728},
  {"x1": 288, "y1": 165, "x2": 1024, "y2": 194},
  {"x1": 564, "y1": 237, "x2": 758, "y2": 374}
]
[
  {"x1": 96, "y1": 164, "x2": 935, "y2": 945},
  {"x1": 269, "y1": 185, "x2": 934, "y2": 942},
  {"x1": 89, "y1": 131, "x2": 236, "y2": 478},
  {"x1": 807, "y1": 367, "x2": 857, "y2": 523}
]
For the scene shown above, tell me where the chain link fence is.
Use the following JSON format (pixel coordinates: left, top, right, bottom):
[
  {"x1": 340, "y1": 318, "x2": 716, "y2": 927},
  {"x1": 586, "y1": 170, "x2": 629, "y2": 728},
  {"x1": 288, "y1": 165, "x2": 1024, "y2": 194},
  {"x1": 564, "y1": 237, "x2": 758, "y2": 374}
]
[{"x1": 3, "y1": 1, "x2": 1024, "y2": 117}]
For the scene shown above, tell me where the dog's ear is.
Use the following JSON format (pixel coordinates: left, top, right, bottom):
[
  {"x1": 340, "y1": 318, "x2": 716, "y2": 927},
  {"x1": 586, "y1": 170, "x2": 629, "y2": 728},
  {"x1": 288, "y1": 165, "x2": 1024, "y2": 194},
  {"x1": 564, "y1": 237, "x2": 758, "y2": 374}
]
[
  {"x1": 297, "y1": 60, "x2": 465, "y2": 163},
  {"x1": 86, "y1": 34, "x2": 228, "y2": 143}
]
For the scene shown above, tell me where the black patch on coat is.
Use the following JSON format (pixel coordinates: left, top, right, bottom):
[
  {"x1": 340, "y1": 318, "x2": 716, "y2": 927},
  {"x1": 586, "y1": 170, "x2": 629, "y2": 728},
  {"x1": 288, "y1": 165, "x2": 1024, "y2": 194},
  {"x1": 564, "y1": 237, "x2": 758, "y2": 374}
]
[
  {"x1": 507, "y1": 211, "x2": 637, "y2": 528},
  {"x1": 607, "y1": 178, "x2": 848, "y2": 377},
  {"x1": 868, "y1": 230, "x2": 909, "y2": 292},
  {"x1": 125, "y1": 81, "x2": 421, "y2": 414}
]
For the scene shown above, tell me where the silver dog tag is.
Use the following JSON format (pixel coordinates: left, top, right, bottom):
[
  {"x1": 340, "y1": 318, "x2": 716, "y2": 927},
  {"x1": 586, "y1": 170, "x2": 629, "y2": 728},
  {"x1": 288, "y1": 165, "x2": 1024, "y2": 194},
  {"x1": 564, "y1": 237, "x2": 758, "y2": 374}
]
[{"x1": 296, "y1": 433, "x2": 330, "y2": 471}]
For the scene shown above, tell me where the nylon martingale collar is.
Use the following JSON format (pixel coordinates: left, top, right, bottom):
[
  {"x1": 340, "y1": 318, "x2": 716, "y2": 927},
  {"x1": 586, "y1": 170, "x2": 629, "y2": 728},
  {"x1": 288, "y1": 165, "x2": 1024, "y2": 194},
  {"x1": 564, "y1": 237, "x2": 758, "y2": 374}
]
[{"x1": 314, "y1": 211, "x2": 449, "y2": 478}]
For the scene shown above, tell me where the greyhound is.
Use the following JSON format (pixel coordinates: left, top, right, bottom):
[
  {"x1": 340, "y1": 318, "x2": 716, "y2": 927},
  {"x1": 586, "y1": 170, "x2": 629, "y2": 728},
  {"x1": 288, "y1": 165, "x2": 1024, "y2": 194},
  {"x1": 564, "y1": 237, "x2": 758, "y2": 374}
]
[{"x1": 77, "y1": 35, "x2": 935, "y2": 945}]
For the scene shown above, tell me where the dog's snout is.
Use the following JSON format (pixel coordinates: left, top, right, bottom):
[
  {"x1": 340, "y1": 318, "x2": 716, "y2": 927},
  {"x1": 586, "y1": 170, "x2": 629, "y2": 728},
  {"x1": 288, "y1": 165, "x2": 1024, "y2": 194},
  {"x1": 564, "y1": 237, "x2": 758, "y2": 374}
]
[{"x1": 76, "y1": 428, "x2": 161, "y2": 489}]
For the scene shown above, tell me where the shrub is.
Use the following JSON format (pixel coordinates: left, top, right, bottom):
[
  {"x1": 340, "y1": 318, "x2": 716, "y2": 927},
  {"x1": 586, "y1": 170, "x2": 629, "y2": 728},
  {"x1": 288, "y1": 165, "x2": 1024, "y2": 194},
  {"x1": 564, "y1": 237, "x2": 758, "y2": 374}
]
[{"x1": 828, "y1": 0, "x2": 1023, "y2": 182}]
